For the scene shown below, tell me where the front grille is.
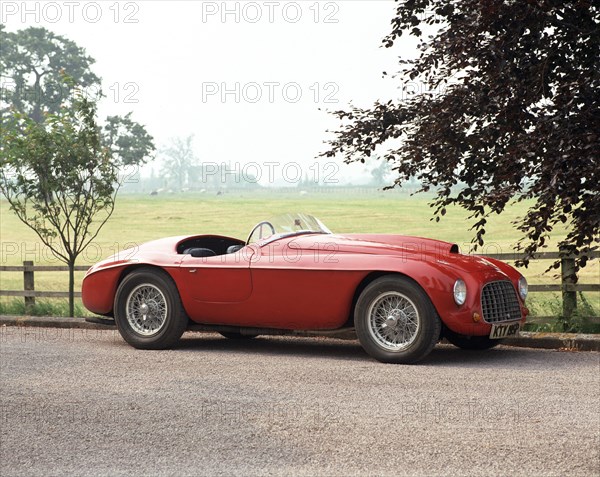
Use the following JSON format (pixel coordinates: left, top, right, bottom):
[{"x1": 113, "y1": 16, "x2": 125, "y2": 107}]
[{"x1": 481, "y1": 281, "x2": 522, "y2": 323}]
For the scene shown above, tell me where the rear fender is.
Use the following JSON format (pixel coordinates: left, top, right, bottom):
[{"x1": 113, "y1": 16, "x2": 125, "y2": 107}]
[{"x1": 82, "y1": 263, "x2": 179, "y2": 316}]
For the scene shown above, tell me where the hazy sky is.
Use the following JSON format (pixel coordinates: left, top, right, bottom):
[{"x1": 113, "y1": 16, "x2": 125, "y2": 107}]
[{"x1": 2, "y1": 1, "x2": 426, "y2": 185}]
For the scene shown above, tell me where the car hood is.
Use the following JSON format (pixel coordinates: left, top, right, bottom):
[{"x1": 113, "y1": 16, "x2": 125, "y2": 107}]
[{"x1": 288, "y1": 233, "x2": 498, "y2": 272}]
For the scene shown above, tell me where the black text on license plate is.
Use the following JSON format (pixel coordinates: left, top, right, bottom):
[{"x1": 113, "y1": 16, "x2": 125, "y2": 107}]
[{"x1": 489, "y1": 322, "x2": 520, "y2": 339}]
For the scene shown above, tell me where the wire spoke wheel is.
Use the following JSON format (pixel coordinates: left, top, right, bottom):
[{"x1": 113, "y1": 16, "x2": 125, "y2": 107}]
[
  {"x1": 115, "y1": 268, "x2": 187, "y2": 349},
  {"x1": 126, "y1": 284, "x2": 168, "y2": 336},
  {"x1": 368, "y1": 291, "x2": 420, "y2": 351},
  {"x1": 355, "y1": 276, "x2": 440, "y2": 363}
]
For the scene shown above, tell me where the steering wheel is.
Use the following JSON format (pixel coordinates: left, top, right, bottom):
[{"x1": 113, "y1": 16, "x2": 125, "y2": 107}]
[{"x1": 246, "y1": 221, "x2": 276, "y2": 244}]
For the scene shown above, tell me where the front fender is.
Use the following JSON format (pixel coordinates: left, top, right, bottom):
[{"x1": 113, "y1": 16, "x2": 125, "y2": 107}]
[{"x1": 343, "y1": 254, "x2": 524, "y2": 336}]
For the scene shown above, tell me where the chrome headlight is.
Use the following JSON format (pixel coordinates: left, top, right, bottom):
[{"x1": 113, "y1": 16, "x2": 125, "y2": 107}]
[
  {"x1": 453, "y1": 279, "x2": 467, "y2": 305},
  {"x1": 518, "y1": 276, "x2": 528, "y2": 301}
]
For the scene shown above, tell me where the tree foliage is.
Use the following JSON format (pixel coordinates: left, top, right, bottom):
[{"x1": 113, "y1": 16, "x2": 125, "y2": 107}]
[
  {"x1": 1, "y1": 92, "x2": 118, "y2": 316},
  {"x1": 0, "y1": 25, "x2": 155, "y2": 164},
  {"x1": 103, "y1": 113, "x2": 155, "y2": 167},
  {"x1": 322, "y1": 0, "x2": 599, "y2": 272},
  {"x1": 0, "y1": 25, "x2": 100, "y2": 123}
]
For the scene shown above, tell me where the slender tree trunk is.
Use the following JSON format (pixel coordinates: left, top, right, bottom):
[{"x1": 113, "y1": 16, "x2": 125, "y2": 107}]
[
  {"x1": 32, "y1": 72, "x2": 43, "y2": 124},
  {"x1": 31, "y1": 72, "x2": 54, "y2": 203},
  {"x1": 68, "y1": 258, "x2": 75, "y2": 317}
]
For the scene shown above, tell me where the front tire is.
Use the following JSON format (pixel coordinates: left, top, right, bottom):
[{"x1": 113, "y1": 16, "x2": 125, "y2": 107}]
[
  {"x1": 355, "y1": 276, "x2": 441, "y2": 364},
  {"x1": 444, "y1": 328, "x2": 502, "y2": 350},
  {"x1": 114, "y1": 268, "x2": 187, "y2": 349}
]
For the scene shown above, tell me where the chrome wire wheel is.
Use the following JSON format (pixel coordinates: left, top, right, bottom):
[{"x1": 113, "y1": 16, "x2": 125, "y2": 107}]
[
  {"x1": 125, "y1": 284, "x2": 168, "y2": 336},
  {"x1": 367, "y1": 291, "x2": 420, "y2": 351}
]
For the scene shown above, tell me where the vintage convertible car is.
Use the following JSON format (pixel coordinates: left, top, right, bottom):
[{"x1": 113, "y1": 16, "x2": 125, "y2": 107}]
[{"x1": 82, "y1": 213, "x2": 528, "y2": 363}]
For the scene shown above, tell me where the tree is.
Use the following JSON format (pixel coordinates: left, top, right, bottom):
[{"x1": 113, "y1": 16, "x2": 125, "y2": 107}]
[
  {"x1": 0, "y1": 90, "x2": 122, "y2": 316},
  {"x1": 0, "y1": 25, "x2": 155, "y2": 164},
  {"x1": 0, "y1": 25, "x2": 100, "y2": 123},
  {"x1": 369, "y1": 157, "x2": 392, "y2": 187},
  {"x1": 103, "y1": 114, "x2": 155, "y2": 167},
  {"x1": 322, "y1": 1, "x2": 599, "y2": 272},
  {"x1": 160, "y1": 135, "x2": 198, "y2": 190},
  {"x1": 1, "y1": 82, "x2": 154, "y2": 318},
  {"x1": 0, "y1": 27, "x2": 155, "y2": 315}
]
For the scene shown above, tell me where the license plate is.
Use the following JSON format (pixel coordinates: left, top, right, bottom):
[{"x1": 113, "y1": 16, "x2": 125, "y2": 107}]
[{"x1": 489, "y1": 322, "x2": 520, "y2": 339}]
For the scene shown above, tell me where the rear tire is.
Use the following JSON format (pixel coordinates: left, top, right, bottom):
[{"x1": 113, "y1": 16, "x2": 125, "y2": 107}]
[
  {"x1": 114, "y1": 268, "x2": 187, "y2": 349},
  {"x1": 355, "y1": 276, "x2": 441, "y2": 364},
  {"x1": 444, "y1": 328, "x2": 502, "y2": 350}
]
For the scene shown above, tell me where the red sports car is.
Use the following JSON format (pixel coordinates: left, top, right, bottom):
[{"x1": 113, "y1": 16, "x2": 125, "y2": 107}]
[{"x1": 82, "y1": 213, "x2": 528, "y2": 363}]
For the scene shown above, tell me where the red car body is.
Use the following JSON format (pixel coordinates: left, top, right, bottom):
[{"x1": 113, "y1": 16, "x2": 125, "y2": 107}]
[{"x1": 83, "y1": 225, "x2": 528, "y2": 339}]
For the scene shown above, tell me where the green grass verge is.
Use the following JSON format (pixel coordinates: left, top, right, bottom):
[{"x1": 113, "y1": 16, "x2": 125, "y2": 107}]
[{"x1": 0, "y1": 298, "x2": 90, "y2": 318}]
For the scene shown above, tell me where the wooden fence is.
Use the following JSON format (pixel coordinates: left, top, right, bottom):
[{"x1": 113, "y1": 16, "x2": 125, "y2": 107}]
[
  {"x1": 0, "y1": 262, "x2": 88, "y2": 309},
  {"x1": 1, "y1": 252, "x2": 598, "y2": 322}
]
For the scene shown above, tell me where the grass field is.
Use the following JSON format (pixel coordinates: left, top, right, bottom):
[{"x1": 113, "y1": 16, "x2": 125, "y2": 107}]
[{"x1": 1, "y1": 189, "x2": 598, "y2": 320}]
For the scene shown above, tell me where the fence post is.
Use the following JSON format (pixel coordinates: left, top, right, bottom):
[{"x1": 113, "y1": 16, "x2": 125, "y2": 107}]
[
  {"x1": 23, "y1": 260, "x2": 35, "y2": 312},
  {"x1": 560, "y1": 253, "x2": 577, "y2": 322}
]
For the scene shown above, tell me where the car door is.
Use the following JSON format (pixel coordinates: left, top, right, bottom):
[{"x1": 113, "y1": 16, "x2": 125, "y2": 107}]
[
  {"x1": 247, "y1": 236, "x2": 363, "y2": 329},
  {"x1": 179, "y1": 247, "x2": 254, "y2": 306}
]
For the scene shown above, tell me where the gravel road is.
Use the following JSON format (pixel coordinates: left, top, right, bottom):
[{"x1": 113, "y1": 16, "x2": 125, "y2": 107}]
[{"x1": 1, "y1": 326, "x2": 598, "y2": 477}]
